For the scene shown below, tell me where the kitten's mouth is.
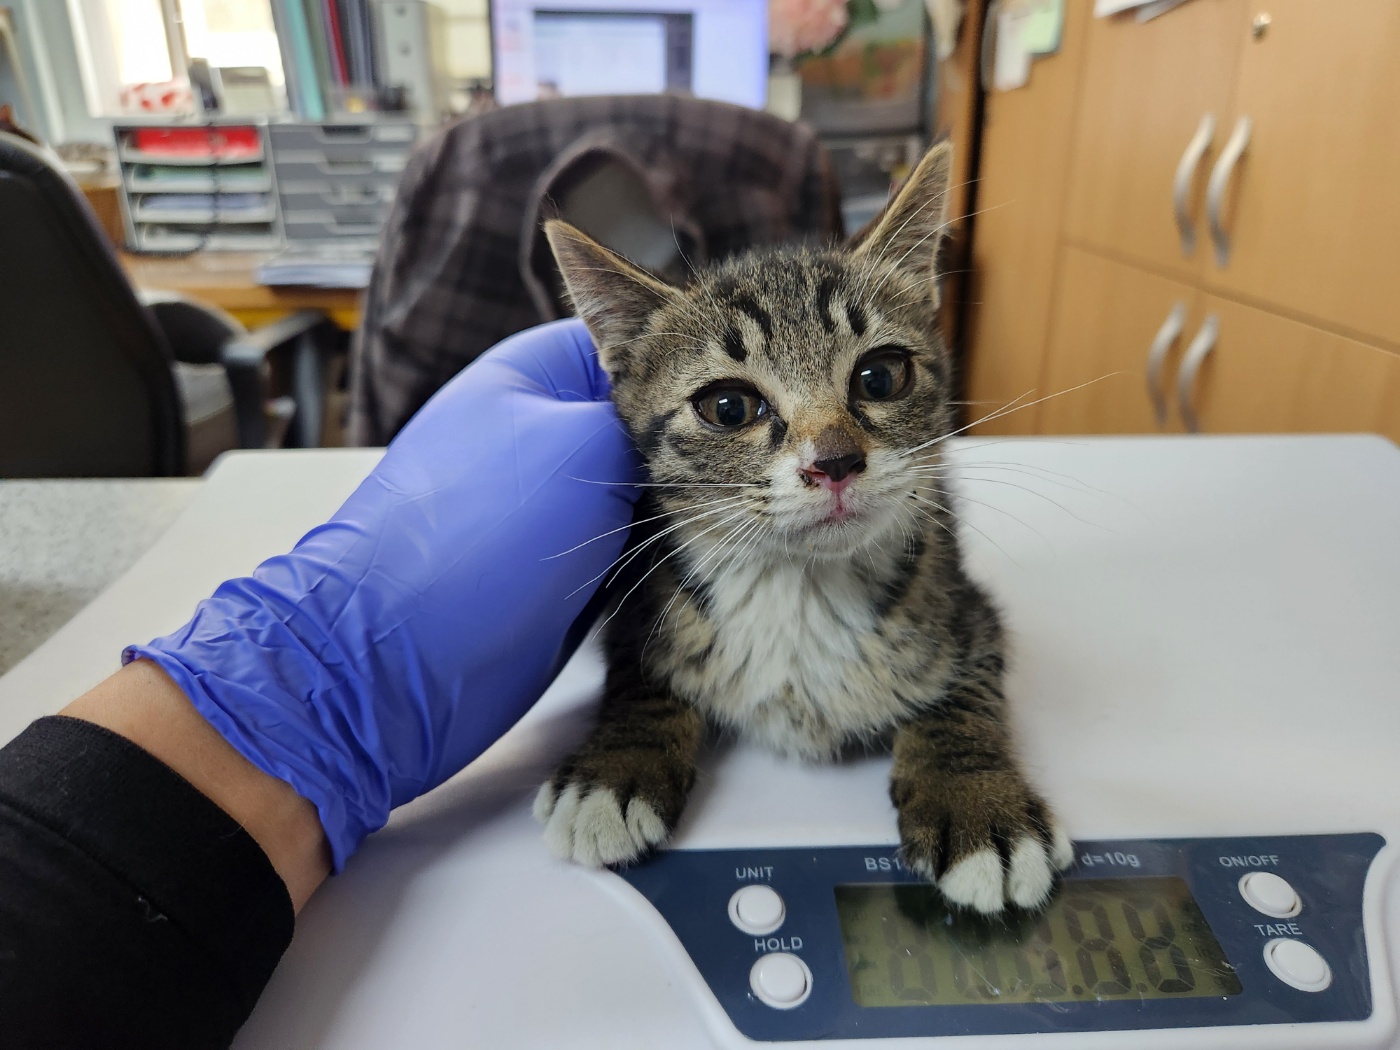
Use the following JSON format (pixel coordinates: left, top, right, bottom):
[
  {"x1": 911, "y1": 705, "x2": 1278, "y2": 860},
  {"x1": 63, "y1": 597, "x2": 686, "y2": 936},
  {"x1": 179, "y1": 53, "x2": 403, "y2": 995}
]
[
  {"x1": 823, "y1": 498, "x2": 857, "y2": 525},
  {"x1": 809, "y1": 493, "x2": 870, "y2": 530}
]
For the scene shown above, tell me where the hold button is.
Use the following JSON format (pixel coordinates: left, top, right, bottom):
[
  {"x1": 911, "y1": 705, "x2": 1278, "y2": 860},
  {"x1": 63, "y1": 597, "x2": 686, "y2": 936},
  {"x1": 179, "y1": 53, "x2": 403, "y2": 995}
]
[{"x1": 750, "y1": 953, "x2": 812, "y2": 1009}]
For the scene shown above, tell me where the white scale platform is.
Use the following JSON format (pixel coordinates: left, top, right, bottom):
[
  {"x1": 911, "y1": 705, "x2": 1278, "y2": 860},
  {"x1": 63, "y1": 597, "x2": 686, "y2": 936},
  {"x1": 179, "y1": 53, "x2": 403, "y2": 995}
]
[{"x1": 2, "y1": 436, "x2": 1399, "y2": 1049}]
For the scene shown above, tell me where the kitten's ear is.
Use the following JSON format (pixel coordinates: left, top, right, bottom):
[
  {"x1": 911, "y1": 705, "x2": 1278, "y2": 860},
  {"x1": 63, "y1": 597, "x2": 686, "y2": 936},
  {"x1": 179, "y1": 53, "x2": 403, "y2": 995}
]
[
  {"x1": 545, "y1": 219, "x2": 680, "y2": 375},
  {"x1": 849, "y1": 143, "x2": 953, "y2": 294}
]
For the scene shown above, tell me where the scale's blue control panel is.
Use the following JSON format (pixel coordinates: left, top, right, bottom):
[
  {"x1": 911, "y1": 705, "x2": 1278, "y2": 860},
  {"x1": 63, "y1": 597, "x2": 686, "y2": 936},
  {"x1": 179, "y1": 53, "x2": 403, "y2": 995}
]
[{"x1": 617, "y1": 833, "x2": 1383, "y2": 1042}]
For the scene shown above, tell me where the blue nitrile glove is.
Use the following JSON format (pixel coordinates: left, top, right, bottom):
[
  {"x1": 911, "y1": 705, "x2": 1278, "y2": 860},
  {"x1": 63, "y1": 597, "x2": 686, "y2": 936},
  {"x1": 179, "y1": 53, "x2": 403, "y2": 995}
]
[{"x1": 124, "y1": 319, "x2": 641, "y2": 872}]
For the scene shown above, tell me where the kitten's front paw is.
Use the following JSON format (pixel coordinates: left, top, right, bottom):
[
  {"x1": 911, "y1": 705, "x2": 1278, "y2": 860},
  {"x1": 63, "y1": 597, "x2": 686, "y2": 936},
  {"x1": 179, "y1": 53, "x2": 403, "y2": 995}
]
[
  {"x1": 893, "y1": 773, "x2": 1074, "y2": 915},
  {"x1": 533, "y1": 764, "x2": 682, "y2": 867}
]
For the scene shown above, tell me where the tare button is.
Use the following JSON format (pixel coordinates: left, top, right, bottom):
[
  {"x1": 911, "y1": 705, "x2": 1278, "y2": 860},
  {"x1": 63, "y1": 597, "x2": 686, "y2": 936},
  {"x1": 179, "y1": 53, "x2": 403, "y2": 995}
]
[
  {"x1": 728, "y1": 884, "x2": 786, "y2": 935},
  {"x1": 1240, "y1": 871, "x2": 1301, "y2": 918},
  {"x1": 1263, "y1": 938, "x2": 1332, "y2": 993}
]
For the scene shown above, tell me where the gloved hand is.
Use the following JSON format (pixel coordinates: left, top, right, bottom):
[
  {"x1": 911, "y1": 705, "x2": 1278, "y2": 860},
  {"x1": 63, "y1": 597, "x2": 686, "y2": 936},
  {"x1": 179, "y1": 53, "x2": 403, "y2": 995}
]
[{"x1": 125, "y1": 319, "x2": 641, "y2": 872}]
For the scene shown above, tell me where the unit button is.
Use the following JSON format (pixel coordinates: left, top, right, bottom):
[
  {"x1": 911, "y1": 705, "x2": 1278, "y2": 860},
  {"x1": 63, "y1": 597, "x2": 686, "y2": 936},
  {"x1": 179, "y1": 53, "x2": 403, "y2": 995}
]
[
  {"x1": 750, "y1": 952, "x2": 813, "y2": 1009},
  {"x1": 1239, "y1": 871, "x2": 1301, "y2": 918},
  {"x1": 728, "y1": 884, "x2": 785, "y2": 935},
  {"x1": 1263, "y1": 938, "x2": 1333, "y2": 992}
]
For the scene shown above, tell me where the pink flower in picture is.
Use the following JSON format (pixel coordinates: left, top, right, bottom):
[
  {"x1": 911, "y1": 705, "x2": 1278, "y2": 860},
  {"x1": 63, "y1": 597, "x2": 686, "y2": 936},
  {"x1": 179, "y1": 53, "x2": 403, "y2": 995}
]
[{"x1": 769, "y1": 0, "x2": 851, "y2": 60}]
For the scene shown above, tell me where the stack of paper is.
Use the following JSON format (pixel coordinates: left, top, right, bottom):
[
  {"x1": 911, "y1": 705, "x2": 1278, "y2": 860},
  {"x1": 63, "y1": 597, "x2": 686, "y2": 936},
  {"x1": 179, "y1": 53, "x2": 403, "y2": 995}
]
[
  {"x1": 1094, "y1": 0, "x2": 1194, "y2": 20},
  {"x1": 256, "y1": 244, "x2": 376, "y2": 289}
]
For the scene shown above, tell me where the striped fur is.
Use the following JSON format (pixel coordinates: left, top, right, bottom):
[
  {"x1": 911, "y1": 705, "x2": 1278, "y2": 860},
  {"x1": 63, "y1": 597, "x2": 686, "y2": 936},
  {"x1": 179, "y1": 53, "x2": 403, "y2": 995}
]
[{"x1": 534, "y1": 146, "x2": 1072, "y2": 913}]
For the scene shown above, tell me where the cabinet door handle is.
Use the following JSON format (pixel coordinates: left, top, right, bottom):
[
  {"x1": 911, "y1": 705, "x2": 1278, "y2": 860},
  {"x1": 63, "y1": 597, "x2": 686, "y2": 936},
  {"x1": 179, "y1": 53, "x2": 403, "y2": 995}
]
[
  {"x1": 1146, "y1": 302, "x2": 1188, "y2": 426},
  {"x1": 1176, "y1": 314, "x2": 1220, "y2": 434},
  {"x1": 1172, "y1": 114, "x2": 1215, "y2": 257},
  {"x1": 980, "y1": 0, "x2": 1001, "y2": 93},
  {"x1": 1206, "y1": 116, "x2": 1252, "y2": 268}
]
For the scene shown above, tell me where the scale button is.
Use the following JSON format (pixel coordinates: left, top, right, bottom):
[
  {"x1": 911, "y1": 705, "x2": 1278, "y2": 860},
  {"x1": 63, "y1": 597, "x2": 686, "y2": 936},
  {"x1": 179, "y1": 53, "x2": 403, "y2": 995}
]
[
  {"x1": 1264, "y1": 938, "x2": 1333, "y2": 992},
  {"x1": 728, "y1": 884, "x2": 786, "y2": 935},
  {"x1": 1240, "y1": 871, "x2": 1301, "y2": 918},
  {"x1": 750, "y1": 952, "x2": 812, "y2": 1009}
]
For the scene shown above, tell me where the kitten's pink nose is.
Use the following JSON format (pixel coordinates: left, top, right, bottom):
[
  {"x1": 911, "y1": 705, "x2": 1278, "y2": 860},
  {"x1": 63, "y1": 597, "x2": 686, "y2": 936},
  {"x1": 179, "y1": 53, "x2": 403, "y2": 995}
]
[{"x1": 801, "y1": 452, "x2": 865, "y2": 493}]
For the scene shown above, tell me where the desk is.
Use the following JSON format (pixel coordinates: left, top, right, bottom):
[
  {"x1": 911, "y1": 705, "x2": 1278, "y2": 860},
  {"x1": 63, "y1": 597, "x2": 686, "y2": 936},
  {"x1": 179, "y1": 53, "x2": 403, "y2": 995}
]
[
  {"x1": 2, "y1": 439, "x2": 1399, "y2": 1049},
  {"x1": 120, "y1": 251, "x2": 364, "y2": 332}
]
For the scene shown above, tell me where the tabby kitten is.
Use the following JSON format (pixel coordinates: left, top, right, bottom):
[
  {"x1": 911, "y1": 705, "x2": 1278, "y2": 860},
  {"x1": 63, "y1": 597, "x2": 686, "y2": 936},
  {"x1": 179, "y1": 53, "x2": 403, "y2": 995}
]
[{"x1": 534, "y1": 145, "x2": 1072, "y2": 914}]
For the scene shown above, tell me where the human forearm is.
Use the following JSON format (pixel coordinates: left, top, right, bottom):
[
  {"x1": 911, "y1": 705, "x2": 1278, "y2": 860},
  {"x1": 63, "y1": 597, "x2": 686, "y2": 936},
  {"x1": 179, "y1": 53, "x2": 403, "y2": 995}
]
[
  {"x1": 61, "y1": 659, "x2": 331, "y2": 911},
  {"x1": 0, "y1": 710, "x2": 294, "y2": 1048}
]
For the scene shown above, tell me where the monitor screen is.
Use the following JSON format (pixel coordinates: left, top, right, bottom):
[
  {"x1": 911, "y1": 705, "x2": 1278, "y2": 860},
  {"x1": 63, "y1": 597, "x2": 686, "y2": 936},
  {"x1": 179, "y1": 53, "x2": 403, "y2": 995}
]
[{"x1": 491, "y1": 0, "x2": 768, "y2": 109}]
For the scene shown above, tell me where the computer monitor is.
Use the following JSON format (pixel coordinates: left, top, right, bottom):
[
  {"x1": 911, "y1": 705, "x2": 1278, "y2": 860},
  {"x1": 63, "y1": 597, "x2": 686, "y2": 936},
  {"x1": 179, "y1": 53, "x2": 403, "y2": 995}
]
[{"x1": 490, "y1": 0, "x2": 768, "y2": 110}]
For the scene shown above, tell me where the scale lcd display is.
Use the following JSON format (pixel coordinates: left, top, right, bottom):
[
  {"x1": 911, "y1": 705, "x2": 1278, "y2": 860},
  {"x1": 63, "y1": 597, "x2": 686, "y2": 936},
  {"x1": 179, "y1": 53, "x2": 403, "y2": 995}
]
[{"x1": 835, "y1": 877, "x2": 1242, "y2": 1008}]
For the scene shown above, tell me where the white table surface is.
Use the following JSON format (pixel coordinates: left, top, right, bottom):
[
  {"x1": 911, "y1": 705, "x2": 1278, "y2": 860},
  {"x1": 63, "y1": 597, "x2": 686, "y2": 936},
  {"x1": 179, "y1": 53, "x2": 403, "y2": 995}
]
[{"x1": 2, "y1": 436, "x2": 1399, "y2": 1050}]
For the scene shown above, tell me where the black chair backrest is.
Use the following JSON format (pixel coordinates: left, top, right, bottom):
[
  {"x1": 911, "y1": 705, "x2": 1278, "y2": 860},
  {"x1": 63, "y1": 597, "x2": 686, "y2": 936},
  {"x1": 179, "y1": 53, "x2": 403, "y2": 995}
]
[{"x1": 0, "y1": 133, "x2": 183, "y2": 477}]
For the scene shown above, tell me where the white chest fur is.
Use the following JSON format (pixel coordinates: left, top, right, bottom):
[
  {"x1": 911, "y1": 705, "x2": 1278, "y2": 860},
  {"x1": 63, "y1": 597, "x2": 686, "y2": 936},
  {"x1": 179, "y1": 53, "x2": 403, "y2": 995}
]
[{"x1": 675, "y1": 556, "x2": 915, "y2": 758}]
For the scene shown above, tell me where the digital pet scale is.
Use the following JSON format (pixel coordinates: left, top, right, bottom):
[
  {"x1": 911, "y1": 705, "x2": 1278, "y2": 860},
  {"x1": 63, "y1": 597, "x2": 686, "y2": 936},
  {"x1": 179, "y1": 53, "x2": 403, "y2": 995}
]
[{"x1": 1, "y1": 435, "x2": 1399, "y2": 1049}]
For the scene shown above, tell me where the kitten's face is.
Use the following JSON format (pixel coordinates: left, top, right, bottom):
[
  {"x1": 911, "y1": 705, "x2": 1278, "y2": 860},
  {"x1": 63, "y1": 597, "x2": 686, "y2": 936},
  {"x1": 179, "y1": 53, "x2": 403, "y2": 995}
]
[{"x1": 550, "y1": 145, "x2": 956, "y2": 560}]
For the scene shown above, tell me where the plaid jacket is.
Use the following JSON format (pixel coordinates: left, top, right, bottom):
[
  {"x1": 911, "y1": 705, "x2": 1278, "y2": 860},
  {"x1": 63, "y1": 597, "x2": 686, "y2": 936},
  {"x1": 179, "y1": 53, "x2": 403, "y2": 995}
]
[{"x1": 347, "y1": 95, "x2": 845, "y2": 445}]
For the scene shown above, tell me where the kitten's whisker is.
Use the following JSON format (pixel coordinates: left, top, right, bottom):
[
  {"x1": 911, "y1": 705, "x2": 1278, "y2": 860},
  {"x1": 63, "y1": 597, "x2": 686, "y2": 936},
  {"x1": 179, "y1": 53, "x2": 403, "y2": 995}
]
[
  {"x1": 856, "y1": 195, "x2": 1003, "y2": 307},
  {"x1": 952, "y1": 474, "x2": 1118, "y2": 533},
  {"x1": 602, "y1": 328, "x2": 710, "y2": 353},
  {"x1": 919, "y1": 453, "x2": 1103, "y2": 487},
  {"x1": 652, "y1": 514, "x2": 764, "y2": 639},
  {"x1": 545, "y1": 493, "x2": 754, "y2": 560},
  {"x1": 926, "y1": 485, "x2": 1057, "y2": 547},
  {"x1": 605, "y1": 499, "x2": 758, "y2": 579},
  {"x1": 590, "y1": 505, "x2": 755, "y2": 636},
  {"x1": 883, "y1": 269, "x2": 977, "y2": 310},
  {"x1": 901, "y1": 373, "x2": 1126, "y2": 457},
  {"x1": 902, "y1": 493, "x2": 961, "y2": 547},
  {"x1": 852, "y1": 177, "x2": 981, "y2": 298},
  {"x1": 671, "y1": 217, "x2": 701, "y2": 282},
  {"x1": 567, "y1": 476, "x2": 765, "y2": 489},
  {"x1": 884, "y1": 201, "x2": 1012, "y2": 282},
  {"x1": 909, "y1": 490, "x2": 1021, "y2": 567},
  {"x1": 600, "y1": 507, "x2": 751, "y2": 617},
  {"x1": 923, "y1": 458, "x2": 1125, "y2": 504},
  {"x1": 913, "y1": 464, "x2": 1112, "y2": 511},
  {"x1": 566, "y1": 499, "x2": 757, "y2": 598},
  {"x1": 728, "y1": 511, "x2": 770, "y2": 568},
  {"x1": 900, "y1": 389, "x2": 1036, "y2": 458},
  {"x1": 940, "y1": 437, "x2": 1098, "y2": 457}
]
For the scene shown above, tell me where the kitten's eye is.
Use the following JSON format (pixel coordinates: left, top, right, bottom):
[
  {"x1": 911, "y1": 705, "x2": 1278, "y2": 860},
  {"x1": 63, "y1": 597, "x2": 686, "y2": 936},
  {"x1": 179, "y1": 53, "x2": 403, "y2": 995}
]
[
  {"x1": 693, "y1": 385, "x2": 768, "y2": 429},
  {"x1": 851, "y1": 348, "x2": 913, "y2": 402}
]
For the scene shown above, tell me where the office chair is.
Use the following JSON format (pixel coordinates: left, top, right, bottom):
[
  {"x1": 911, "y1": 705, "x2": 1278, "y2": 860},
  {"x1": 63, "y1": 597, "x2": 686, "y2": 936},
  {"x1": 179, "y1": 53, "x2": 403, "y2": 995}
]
[
  {"x1": 0, "y1": 131, "x2": 335, "y2": 477},
  {"x1": 348, "y1": 95, "x2": 845, "y2": 445}
]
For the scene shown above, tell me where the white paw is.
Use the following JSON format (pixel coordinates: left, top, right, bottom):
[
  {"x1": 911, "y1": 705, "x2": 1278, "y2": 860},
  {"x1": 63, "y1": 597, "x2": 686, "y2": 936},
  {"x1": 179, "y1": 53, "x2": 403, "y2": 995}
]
[
  {"x1": 1006, "y1": 836, "x2": 1055, "y2": 910},
  {"x1": 1049, "y1": 825, "x2": 1075, "y2": 870},
  {"x1": 534, "y1": 783, "x2": 668, "y2": 867},
  {"x1": 937, "y1": 826, "x2": 1076, "y2": 914},
  {"x1": 938, "y1": 848, "x2": 1005, "y2": 915}
]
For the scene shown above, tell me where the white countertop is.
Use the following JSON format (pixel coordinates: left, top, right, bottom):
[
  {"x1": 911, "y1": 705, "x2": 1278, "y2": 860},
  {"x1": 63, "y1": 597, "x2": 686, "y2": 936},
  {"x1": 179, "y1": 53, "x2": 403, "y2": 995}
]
[{"x1": 3, "y1": 436, "x2": 1400, "y2": 1050}]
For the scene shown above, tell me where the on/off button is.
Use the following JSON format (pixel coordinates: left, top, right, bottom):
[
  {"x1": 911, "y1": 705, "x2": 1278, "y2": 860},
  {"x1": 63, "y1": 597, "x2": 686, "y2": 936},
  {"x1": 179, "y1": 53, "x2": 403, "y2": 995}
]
[{"x1": 1239, "y1": 871, "x2": 1301, "y2": 918}]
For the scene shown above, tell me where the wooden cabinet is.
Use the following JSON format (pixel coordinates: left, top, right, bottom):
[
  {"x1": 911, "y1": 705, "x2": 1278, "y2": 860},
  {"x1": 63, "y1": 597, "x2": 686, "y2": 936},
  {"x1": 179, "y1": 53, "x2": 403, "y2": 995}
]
[
  {"x1": 1037, "y1": 247, "x2": 1195, "y2": 433},
  {"x1": 961, "y1": 0, "x2": 1091, "y2": 435},
  {"x1": 1064, "y1": 0, "x2": 1246, "y2": 277},
  {"x1": 964, "y1": 0, "x2": 1400, "y2": 444},
  {"x1": 1189, "y1": 297, "x2": 1400, "y2": 442},
  {"x1": 1212, "y1": 0, "x2": 1400, "y2": 346},
  {"x1": 1030, "y1": 251, "x2": 1400, "y2": 443}
]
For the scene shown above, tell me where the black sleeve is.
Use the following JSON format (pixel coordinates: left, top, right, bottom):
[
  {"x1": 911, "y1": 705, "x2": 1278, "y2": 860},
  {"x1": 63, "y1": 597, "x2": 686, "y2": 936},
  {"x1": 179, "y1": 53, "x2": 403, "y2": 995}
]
[{"x1": 0, "y1": 716, "x2": 294, "y2": 1049}]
